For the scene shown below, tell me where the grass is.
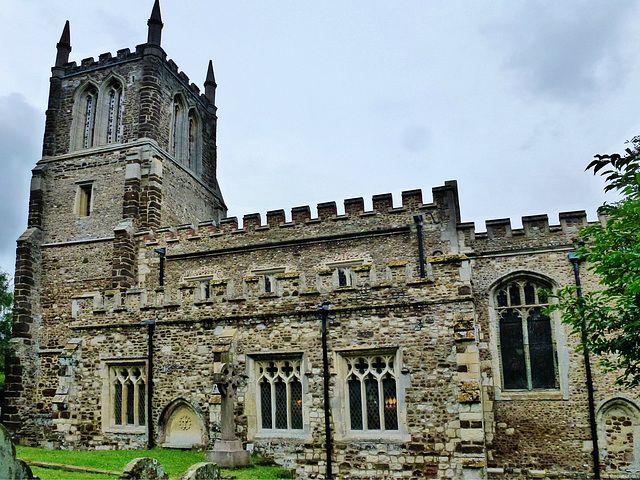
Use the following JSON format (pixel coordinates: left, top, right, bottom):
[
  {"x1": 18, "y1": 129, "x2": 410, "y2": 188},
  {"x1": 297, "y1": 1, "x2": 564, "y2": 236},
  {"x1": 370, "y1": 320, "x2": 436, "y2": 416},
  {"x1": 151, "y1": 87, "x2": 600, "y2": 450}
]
[{"x1": 16, "y1": 447, "x2": 293, "y2": 479}]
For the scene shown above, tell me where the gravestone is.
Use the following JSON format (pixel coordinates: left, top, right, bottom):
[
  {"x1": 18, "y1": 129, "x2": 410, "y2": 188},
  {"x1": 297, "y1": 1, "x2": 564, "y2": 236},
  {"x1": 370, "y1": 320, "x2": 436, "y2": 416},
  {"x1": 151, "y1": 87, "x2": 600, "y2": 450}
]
[{"x1": 0, "y1": 423, "x2": 37, "y2": 479}]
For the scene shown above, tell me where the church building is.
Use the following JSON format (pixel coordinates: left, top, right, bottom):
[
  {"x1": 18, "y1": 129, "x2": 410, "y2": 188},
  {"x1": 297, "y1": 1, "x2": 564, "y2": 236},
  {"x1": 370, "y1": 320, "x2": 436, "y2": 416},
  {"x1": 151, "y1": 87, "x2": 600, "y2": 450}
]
[{"x1": 3, "y1": 3, "x2": 640, "y2": 479}]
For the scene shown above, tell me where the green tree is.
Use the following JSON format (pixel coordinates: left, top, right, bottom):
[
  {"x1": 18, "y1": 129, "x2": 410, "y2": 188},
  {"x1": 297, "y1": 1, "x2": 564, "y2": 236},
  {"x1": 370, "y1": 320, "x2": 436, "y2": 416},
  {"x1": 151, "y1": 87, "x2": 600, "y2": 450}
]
[
  {"x1": 549, "y1": 135, "x2": 640, "y2": 388},
  {"x1": 0, "y1": 270, "x2": 12, "y2": 389}
]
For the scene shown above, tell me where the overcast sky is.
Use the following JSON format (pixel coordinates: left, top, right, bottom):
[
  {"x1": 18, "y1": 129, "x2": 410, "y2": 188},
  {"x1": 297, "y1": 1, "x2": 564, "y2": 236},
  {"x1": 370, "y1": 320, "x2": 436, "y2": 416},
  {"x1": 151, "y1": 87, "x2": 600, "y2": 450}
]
[{"x1": 1, "y1": 1, "x2": 639, "y2": 276}]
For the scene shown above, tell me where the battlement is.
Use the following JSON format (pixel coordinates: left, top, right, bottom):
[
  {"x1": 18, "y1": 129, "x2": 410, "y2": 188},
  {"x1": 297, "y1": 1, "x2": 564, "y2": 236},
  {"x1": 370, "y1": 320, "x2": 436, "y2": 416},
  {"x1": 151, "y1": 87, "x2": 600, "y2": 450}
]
[
  {"x1": 457, "y1": 210, "x2": 602, "y2": 244},
  {"x1": 145, "y1": 184, "x2": 458, "y2": 243},
  {"x1": 71, "y1": 253, "x2": 470, "y2": 324},
  {"x1": 56, "y1": 45, "x2": 212, "y2": 106}
]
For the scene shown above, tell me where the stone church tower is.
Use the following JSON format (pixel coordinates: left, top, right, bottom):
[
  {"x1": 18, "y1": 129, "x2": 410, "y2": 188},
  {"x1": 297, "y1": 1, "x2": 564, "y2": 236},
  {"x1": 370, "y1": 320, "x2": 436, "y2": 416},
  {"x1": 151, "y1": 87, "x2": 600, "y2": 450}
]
[{"x1": 4, "y1": 1, "x2": 226, "y2": 437}]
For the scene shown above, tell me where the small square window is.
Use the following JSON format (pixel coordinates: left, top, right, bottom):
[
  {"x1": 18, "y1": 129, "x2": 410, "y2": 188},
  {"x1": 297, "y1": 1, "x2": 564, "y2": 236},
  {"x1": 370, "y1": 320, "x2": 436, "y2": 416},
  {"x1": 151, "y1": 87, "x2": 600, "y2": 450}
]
[
  {"x1": 200, "y1": 280, "x2": 210, "y2": 299},
  {"x1": 75, "y1": 182, "x2": 93, "y2": 217}
]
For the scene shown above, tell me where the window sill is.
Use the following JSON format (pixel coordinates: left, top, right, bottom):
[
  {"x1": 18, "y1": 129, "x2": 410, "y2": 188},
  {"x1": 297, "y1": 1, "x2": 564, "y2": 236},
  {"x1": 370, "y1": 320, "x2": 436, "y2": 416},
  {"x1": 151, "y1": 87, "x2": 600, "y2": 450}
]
[
  {"x1": 496, "y1": 389, "x2": 565, "y2": 401},
  {"x1": 104, "y1": 427, "x2": 147, "y2": 434},
  {"x1": 254, "y1": 430, "x2": 311, "y2": 441},
  {"x1": 336, "y1": 431, "x2": 410, "y2": 443}
]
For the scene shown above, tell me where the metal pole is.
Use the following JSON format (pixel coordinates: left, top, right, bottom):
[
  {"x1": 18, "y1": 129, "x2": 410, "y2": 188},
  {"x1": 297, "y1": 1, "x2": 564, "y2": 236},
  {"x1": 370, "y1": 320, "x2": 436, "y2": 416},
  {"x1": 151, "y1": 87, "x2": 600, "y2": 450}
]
[
  {"x1": 142, "y1": 319, "x2": 156, "y2": 449},
  {"x1": 413, "y1": 215, "x2": 426, "y2": 278},
  {"x1": 318, "y1": 302, "x2": 333, "y2": 480},
  {"x1": 569, "y1": 252, "x2": 600, "y2": 479},
  {"x1": 153, "y1": 248, "x2": 166, "y2": 287}
]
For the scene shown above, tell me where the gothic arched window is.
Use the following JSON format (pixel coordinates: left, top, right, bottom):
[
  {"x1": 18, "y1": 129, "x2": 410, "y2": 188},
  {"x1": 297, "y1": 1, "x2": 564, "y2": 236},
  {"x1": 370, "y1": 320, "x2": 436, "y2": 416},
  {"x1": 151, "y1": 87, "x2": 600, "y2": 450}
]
[
  {"x1": 105, "y1": 81, "x2": 123, "y2": 144},
  {"x1": 495, "y1": 277, "x2": 557, "y2": 390},
  {"x1": 81, "y1": 85, "x2": 98, "y2": 148},
  {"x1": 170, "y1": 95, "x2": 202, "y2": 175}
]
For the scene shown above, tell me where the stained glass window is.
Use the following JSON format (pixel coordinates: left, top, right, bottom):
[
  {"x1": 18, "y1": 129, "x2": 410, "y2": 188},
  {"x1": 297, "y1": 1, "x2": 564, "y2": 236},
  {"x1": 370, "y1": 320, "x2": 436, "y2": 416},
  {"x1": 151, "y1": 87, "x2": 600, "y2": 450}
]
[
  {"x1": 495, "y1": 278, "x2": 557, "y2": 390},
  {"x1": 345, "y1": 354, "x2": 398, "y2": 431},
  {"x1": 256, "y1": 358, "x2": 304, "y2": 431},
  {"x1": 110, "y1": 364, "x2": 146, "y2": 428}
]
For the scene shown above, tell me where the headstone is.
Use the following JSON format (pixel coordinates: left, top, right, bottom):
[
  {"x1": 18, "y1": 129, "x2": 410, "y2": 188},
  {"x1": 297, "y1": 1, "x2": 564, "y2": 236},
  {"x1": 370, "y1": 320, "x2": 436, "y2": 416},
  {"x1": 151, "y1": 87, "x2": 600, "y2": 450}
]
[
  {"x1": 0, "y1": 423, "x2": 37, "y2": 479},
  {"x1": 180, "y1": 462, "x2": 220, "y2": 480},
  {"x1": 118, "y1": 457, "x2": 167, "y2": 480}
]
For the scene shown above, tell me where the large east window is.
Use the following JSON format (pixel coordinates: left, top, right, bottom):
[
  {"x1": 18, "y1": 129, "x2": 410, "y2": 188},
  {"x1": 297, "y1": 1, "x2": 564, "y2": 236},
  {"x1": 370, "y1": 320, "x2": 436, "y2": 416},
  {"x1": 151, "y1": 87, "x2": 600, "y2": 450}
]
[
  {"x1": 345, "y1": 354, "x2": 398, "y2": 431},
  {"x1": 257, "y1": 358, "x2": 303, "y2": 431},
  {"x1": 495, "y1": 278, "x2": 557, "y2": 390},
  {"x1": 109, "y1": 364, "x2": 146, "y2": 429}
]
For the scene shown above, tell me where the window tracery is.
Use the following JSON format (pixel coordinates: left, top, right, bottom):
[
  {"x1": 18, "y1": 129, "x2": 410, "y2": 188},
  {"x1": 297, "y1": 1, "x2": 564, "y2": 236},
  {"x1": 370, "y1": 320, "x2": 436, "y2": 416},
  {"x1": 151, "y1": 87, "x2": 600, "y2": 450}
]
[
  {"x1": 495, "y1": 277, "x2": 557, "y2": 390},
  {"x1": 256, "y1": 358, "x2": 304, "y2": 431}
]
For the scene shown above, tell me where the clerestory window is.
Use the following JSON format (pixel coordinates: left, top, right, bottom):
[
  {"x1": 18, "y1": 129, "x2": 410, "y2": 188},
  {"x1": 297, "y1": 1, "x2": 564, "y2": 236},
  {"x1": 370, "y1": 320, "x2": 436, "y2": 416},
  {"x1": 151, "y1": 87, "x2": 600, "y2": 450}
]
[
  {"x1": 495, "y1": 278, "x2": 557, "y2": 390},
  {"x1": 257, "y1": 358, "x2": 304, "y2": 431},
  {"x1": 109, "y1": 364, "x2": 146, "y2": 429}
]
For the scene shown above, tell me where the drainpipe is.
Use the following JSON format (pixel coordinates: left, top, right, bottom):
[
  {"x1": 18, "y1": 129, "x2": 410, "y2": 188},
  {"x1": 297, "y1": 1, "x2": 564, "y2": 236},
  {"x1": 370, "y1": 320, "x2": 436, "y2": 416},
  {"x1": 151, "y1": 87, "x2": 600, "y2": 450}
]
[
  {"x1": 413, "y1": 215, "x2": 426, "y2": 278},
  {"x1": 153, "y1": 248, "x2": 166, "y2": 287},
  {"x1": 318, "y1": 302, "x2": 333, "y2": 480},
  {"x1": 141, "y1": 319, "x2": 156, "y2": 449},
  {"x1": 569, "y1": 251, "x2": 600, "y2": 479}
]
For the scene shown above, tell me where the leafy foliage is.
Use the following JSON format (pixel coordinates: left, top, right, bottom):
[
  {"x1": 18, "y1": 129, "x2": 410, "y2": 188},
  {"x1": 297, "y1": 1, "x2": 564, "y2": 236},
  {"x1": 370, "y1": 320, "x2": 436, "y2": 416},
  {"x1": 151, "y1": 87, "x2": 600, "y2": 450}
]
[
  {"x1": 548, "y1": 135, "x2": 640, "y2": 387},
  {"x1": 0, "y1": 270, "x2": 12, "y2": 386}
]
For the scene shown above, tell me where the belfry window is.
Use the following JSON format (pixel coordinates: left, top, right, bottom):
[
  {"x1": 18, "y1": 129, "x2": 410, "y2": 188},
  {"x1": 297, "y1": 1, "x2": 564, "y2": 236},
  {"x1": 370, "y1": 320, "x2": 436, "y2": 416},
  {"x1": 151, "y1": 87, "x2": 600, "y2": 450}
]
[
  {"x1": 106, "y1": 81, "x2": 123, "y2": 144},
  {"x1": 257, "y1": 358, "x2": 304, "y2": 431},
  {"x1": 82, "y1": 86, "x2": 98, "y2": 148},
  {"x1": 345, "y1": 354, "x2": 398, "y2": 431},
  {"x1": 495, "y1": 278, "x2": 557, "y2": 390},
  {"x1": 109, "y1": 364, "x2": 146, "y2": 428},
  {"x1": 170, "y1": 95, "x2": 202, "y2": 175}
]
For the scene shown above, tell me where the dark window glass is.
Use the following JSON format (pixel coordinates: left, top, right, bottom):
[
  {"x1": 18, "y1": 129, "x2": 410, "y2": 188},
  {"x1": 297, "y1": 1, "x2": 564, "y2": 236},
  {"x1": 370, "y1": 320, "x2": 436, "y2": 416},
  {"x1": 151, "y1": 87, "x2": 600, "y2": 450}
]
[
  {"x1": 365, "y1": 375, "x2": 380, "y2": 429},
  {"x1": 126, "y1": 382, "x2": 135, "y2": 425},
  {"x1": 275, "y1": 380, "x2": 287, "y2": 429},
  {"x1": 260, "y1": 380, "x2": 272, "y2": 429},
  {"x1": 509, "y1": 285, "x2": 521, "y2": 306},
  {"x1": 290, "y1": 379, "x2": 303, "y2": 430},
  {"x1": 528, "y1": 308, "x2": 556, "y2": 388},
  {"x1": 338, "y1": 268, "x2": 348, "y2": 287},
  {"x1": 114, "y1": 382, "x2": 123, "y2": 425},
  {"x1": 500, "y1": 310, "x2": 527, "y2": 389},
  {"x1": 382, "y1": 376, "x2": 398, "y2": 430},
  {"x1": 497, "y1": 290, "x2": 508, "y2": 307},
  {"x1": 524, "y1": 283, "x2": 535, "y2": 305},
  {"x1": 138, "y1": 381, "x2": 146, "y2": 426},
  {"x1": 349, "y1": 378, "x2": 363, "y2": 430}
]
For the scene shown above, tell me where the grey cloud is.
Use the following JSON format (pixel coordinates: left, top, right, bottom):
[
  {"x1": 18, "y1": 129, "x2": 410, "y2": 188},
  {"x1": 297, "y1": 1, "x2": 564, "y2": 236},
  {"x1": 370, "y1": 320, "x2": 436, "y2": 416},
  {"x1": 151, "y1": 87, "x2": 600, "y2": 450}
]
[
  {"x1": 0, "y1": 94, "x2": 41, "y2": 272},
  {"x1": 486, "y1": 2, "x2": 638, "y2": 103}
]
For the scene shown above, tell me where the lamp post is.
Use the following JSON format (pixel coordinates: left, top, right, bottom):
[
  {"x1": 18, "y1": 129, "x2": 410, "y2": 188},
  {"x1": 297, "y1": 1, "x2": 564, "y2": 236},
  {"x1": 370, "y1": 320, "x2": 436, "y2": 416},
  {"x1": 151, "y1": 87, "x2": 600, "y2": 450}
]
[
  {"x1": 568, "y1": 251, "x2": 600, "y2": 479},
  {"x1": 318, "y1": 301, "x2": 333, "y2": 480}
]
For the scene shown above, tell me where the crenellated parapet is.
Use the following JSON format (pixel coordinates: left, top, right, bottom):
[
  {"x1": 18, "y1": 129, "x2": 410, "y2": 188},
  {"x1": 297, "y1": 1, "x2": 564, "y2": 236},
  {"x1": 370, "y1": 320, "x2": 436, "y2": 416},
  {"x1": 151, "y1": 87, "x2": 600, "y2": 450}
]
[
  {"x1": 457, "y1": 210, "x2": 602, "y2": 253},
  {"x1": 70, "y1": 253, "x2": 471, "y2": 326},
  {"x1": 141, "y1": 184, "x2": 457, "y2": 249}
]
